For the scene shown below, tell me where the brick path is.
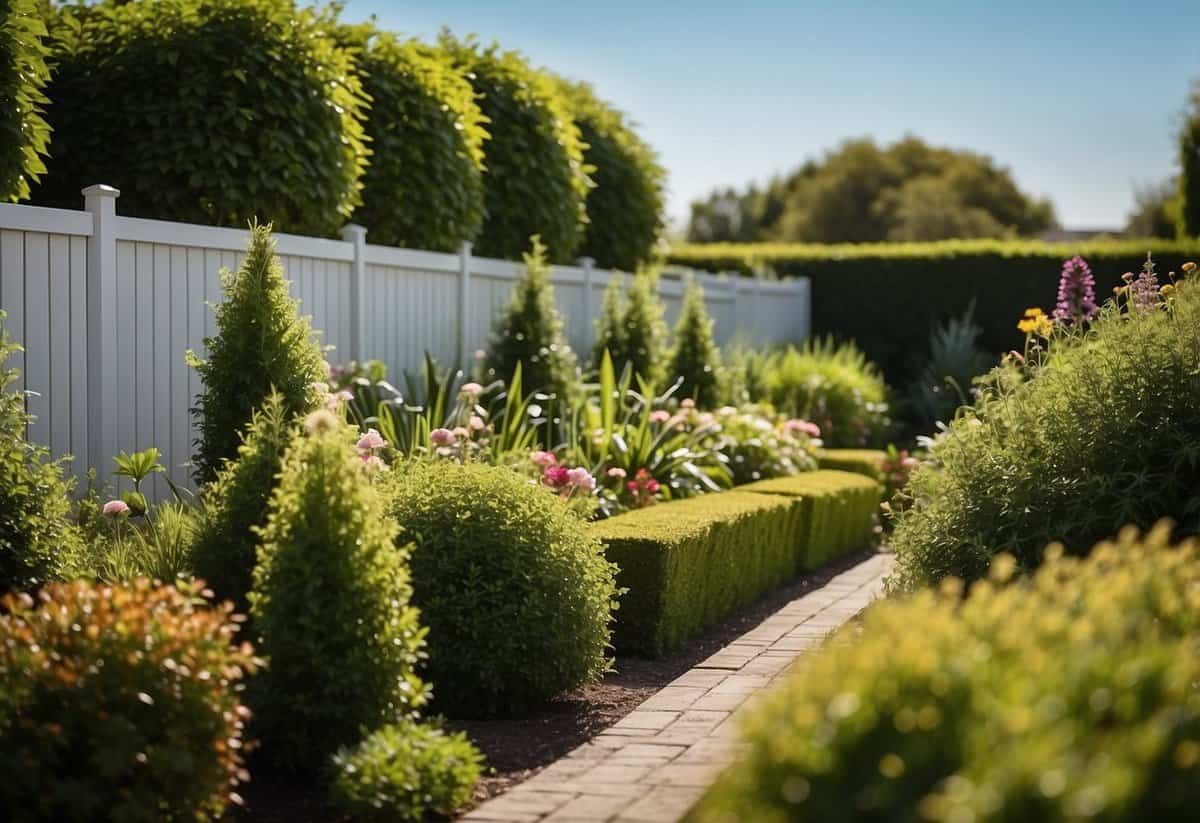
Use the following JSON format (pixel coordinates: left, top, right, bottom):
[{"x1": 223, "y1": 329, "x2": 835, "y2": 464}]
[{"x1": 463, "y1": 552, "x2": 894, "y2": 822}]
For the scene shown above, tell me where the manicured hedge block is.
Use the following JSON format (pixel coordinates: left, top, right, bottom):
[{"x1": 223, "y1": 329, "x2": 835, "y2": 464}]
[
  {"x1": 592, "y1": 491, "x2": 803, "y2": 656},
  {"x1": 739, "y1": 470, "x2": 881, "y2": 570},
  {"x1": 817, "y1": 448, "x2": 886, "y2": 480}
]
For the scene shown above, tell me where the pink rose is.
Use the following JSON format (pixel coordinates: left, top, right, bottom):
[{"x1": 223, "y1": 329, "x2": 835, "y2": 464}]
[
  {"x1": 460, "y1": 382, "x2": 483, "y2": 397},
  {"x1": 649, "y1": 410, "x2": 670, "y2": 424},
  {"x1": 531, "y1": 450, "x2": 558, "y2": 468},
  {"x1": 607, "y1": 467, "x2": 627, "y2": 479},
  {"x1": 542, "y1": 465, "x2": 570, "y2": 488},
  {"x1": 567, "y1": 467, "x2": 596, "y2": 491},
  {"x1": 452, "y1": 426, "x2": 470, "y2": 439},
  {"x1": 103, "y1": 499, "x2": 130, "y2": 518},
  {"x1": 430, "y1": 428, "x2": 456, "y2": 446},
  {"x1": 784, "y1": 419, "x2": 821, "y2": 438},
  {"x1": 645, "y1": 477, "x2": 661, "y2": 494},
  {"x1": 357, "y1": 428, "x2": 386, "y2": 451},
  {"x1": 469, "y1": 415, "x2": 486, "y2": 431}
]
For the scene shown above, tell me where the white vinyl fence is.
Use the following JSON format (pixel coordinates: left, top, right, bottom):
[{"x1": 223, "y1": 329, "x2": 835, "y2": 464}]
[{"x1": 0, "y1": 185, "x2": 810, "y2": 497}]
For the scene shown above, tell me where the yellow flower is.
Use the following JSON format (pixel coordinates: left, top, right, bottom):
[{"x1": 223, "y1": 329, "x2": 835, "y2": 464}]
[
  {"x1": 1017, "y1": 307, "x2": 1050, "y2": 335},
  {"x1": 1160, "y1": 283, "x2": 1176, "y2": 298},
  {"x1": 1182, "y1": 261, "x2": 1196, "y2": 274}
]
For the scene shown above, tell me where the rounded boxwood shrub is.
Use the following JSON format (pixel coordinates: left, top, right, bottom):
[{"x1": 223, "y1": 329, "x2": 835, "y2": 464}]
[
  {"x1": 382, "y1": 461, "x2": 618, "y2": 718},
  {"x1": 188, "y1": 222, "x2": 325, "y2": 485},
  {"x1": 890, "y1": 265, "x2": 1200, "y2": 590},
  {"x1": 36, "y1": 0, "x2": 367, "y2": 235},
  {"x1": 0, "y1": 578, "x2": 260, "y2": 822},
  {"x1": 560, "y1": 80, "x2": 664, "y2": 271},
  {"x1": 345, "y1": 29, "x2": 487, "y2": 251},
  {"x1": 329, "y1": 720, "x2": 483, "y2": 822},
  {"x1": 442, "y1": 35, "x2": 590, "y2": 262},
  {"x1": 691, "y1": 525, "x2": 1200, "y2": 823},
  {"x1": 667, "y1": 277, "x2": 721, "y2": 406},
  {"x1": 248, "y1": 411, "x2": 428, "y2": 773},
  {"x1": 0, "y1": 0, "x2": 51, "y2": 202}
]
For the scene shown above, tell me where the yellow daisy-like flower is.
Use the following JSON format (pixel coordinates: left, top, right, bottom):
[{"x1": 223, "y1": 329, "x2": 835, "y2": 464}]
[
  {"x1": 1182, "y1": 261, "x2": 1196, "y2": 274},
  {"x1": 1017, "y1": 307, "x2": 1048, "y2": 334}
]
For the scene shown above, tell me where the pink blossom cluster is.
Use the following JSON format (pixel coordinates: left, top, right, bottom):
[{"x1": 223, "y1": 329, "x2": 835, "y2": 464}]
[
  {"x1": 782, "y1": 419, "x2": 821, "y2": 438},
  {"x1": 356, "y1": 428, "x2": 388, "y2": 475},
  {"x1": 531, "y1": 451, "x2": 596, "y2": 494}
]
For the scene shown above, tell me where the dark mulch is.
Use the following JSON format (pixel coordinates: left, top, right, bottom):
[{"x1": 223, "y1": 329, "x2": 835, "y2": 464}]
[{"x1": 229, "y1": 549, "x2": 876, "y2": 821}]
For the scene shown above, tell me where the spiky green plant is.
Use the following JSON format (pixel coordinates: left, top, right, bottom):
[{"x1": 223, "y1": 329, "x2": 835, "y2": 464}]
[{"x1": 666, "y1": 277, "x2": 721, "y2": 407}]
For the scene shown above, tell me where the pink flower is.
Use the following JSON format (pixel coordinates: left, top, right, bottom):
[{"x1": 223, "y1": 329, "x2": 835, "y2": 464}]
[
  {"x1": 784, "y1": 419, "x2": 821, "y2": 438},
  {"x1": 543, "y1": 465, "x2": 570, "y2": 488},
  {"x1": 567, "y1": 467, "x2": 596, "y2": 491},
  {"x1": 103, "y1": 499, "x2": 130, "y2": 518},
  {"x1": 430, "y1": 428, "x2": 455, "y2": 446},
  {"x1": 680, "y1": 398, "x2": 695, "y2": 409},
  {"x1": 531, "y1": 450, "x2": 558, "y2": 468},
  {"x1": 452, "y1": 426, "x2": 470, "y2": 440},
  {"x1": 469, "y1": 415, "x2": 486, "y2": 431},
  {"x1": 357, "y1": 428, "x2": 386, "y2": 452},
  {"x1": 460, "y1": 382, "x2": 483, "y2": 397},
  {"x1": 325, "y1": 389, "x2": 354, "y2": 410},
  {"x1": 607, "y1": 467, "x2": 627, "y2": 479},
  {"x1": 649, "y1": 410, "x2": 671, "y2": 424}
]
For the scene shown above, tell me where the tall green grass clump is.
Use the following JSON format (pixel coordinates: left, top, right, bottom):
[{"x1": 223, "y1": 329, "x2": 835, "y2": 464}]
[
  {"x1": 890, "y1": 262, "x2": 1200, "y2": 590},
  {"x1": 666, "y1": 277, "x2": 721, "y2": 406}
]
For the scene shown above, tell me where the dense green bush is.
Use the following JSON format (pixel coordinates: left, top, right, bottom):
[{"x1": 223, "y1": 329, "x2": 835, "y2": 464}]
[
  {"x1": 383, "y1": 461, "x2": 618, "y2": 718},
  {"x1": 442, "y1": 35, "x2": 590, "y2": 262},
  {"x1": 329, "y1": 721, "x2": 483, "y2": 822},
  {"x1": 816, "y1": 448, "x2": 886, "y2": 481},
  {"x1": 1181, "y1": 81, "x2": 1200, "y2": 238},
  {"x1": 691, "y1": 526, "x2": 1200, "y2": 823},
  {"x1": 764, "y1": 338, "x2": 891, "y2": 448},
  {"x1": 667, "y1": 277, "x2": 721, "y2": 406},
  {"x1": 0, "y1": 315, "x2": 83, "y2": 592},
  {"x1": 592, "y1": 271, "x2": 626, "y2": 367},
  {"x1": 712, "y1": 405, "x2": 818, "y2": 485},
  {"x1": 668, "y1": 239, "x2": 1200, "y2": 381},
  {"x1": 560, "y1": 80, "x2": 664, "y2": 270},
  {"x1": 191, "y1": 391, "x2": 294, "y2": 613},
  {"x1": 0, "y1": 578, "x2": 259, "y2": 822},
  {"x1": 0, "y1": 0, "x2": 51, "y2": 202},
  {"x1": 596, "y1": 267, "x2": 667, "y2": 386},
  {"x1": 344, "y1": 29, "x2": 487, "y2": 251},
  {"x1": 483, "y1": 236, "x2": 579, "y2": 401},
  {"x1": 188, "y1": 222, "x2": 325, "y2": 484},
  {"x1": 36, "y1": 0, "x2": 367, "y2": 235},
  {"x1": 248, "y1": 412, "x2": 428, "y2": 772},
  {"x1": 889, "y1": 267, "x2": 1200, "y2": 591}
]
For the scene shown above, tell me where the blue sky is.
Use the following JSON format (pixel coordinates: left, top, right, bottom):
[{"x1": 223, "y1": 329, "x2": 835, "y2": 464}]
[{"x1": 343, "y1": 1, "x2": 1200, "y2": 231}]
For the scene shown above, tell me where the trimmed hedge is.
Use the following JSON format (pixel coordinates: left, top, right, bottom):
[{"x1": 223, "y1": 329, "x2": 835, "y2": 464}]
[
  {"x1": 668, "y1": 239, "x2": 1200, "y2": 381},
  {"x1": 816, "y1": 448, "x2": 885, "y2": 480},
  {"x1": 593, "y1": 470, "x2": 880, "y2": 656}
]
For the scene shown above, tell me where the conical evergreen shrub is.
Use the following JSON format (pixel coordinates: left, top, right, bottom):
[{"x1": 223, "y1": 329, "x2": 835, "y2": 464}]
[
  {"x1": 483, "y1": 236, "x2": 578, "y2": 401},
  {"x1": 667, "y1": 277, "x2": 721, "y2": 406},
  {"x1": 592, "y1": 272, "x2": 626, "y2": 368},
  {"x1": 188, "y1": 222, "x2": 325, "y2": 484},
  {"x1": 616, "y1": 267, "x2": 667, "y2": 387}
]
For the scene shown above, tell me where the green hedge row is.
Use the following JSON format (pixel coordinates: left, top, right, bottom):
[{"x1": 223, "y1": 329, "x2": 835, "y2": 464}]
[
  {"x1": 816, "y1": 448, "x2": 885, "y2": 480},
  {"x1": 667, "y1": 239, "x2": 1200, "y2": 381},
  {"x1": 593, "y1": 470, "x2": 880, "y2": 656}
]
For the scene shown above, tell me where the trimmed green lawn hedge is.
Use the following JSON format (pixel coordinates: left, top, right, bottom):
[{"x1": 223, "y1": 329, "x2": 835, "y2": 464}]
[
  {"x1": 816, "y1": 448, "x2": 886, "y2": 480},
  {"x1": 594, "y1": 470, "x2": 881, "y2": 656}
]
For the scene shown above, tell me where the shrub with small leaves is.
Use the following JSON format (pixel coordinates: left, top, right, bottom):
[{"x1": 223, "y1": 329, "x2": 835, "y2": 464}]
[
  {"x1": 329, "y1": 720, "x2": 482, "y2": 822},
  {"x1": 0, "y1": 578, "x2": 259, "y2": 823},
  {"x1": 0, "y1": 0, "x2": 51, "y2": 202},
  {"x1": 667, "y1": 277, "x2": 721, "y2": 406},
  {"x1": 188, "y1": 222, "x2": 325, "y2": 485},
  {"x1": 248, "y1": 411, "x2": 428, "y2": 773},
  {"x1": 382, "y1": 461, "x2": 618, "y2": 718},
  {"x1": 607, "y1": 267, "x2": 667, "y2": 387},
  {"x1": 592, "y1": 271, "x2": 626, "y2": 368}
]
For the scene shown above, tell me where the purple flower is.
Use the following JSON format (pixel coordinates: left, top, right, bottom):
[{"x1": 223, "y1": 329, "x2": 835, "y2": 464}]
[
  {"x1": 1130, "y1": 254, "x2": 1160, "y2": 315},
  {"x1": 1052, "y1": 256, "x2": 1098, "y2": 325}
]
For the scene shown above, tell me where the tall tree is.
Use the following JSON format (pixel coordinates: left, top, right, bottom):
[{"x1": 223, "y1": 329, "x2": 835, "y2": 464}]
[{"x1": 1179, "y1": 81, "x2": 1200, "y2": 238}]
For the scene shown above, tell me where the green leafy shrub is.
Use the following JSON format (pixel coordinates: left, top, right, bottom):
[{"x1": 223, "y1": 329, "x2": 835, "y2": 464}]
[
  {"x1": 0, "y1": 0, "x2": 51, "y2": 201},
  {"x1": 191, "y1": 391, "x2": 294, "y2": 612},
  {"x1": 329, "y1": 720, "x2": 483, "y2": 822},
  {"x1": 248, "y1": 412, "x2": 428, "y2": 772},
  {"x1": 667, "y1": 277, "x2": 721, "y2": 406},
  {"x1": 0, "y1": 578, "x2": 259, "y2": 822},
  {"x1": 188, "y1": 222, "x2": 325, "y2": 484},
  {"x1": 36, "y1": 0, "x2": 367, "y2": 235},
  {"x1": 382, "y1": 461, "x2": 618, "y2": 718},
  {"x1": 889, "y1": 267, "x2": 1200, "y2": 590},
  {"x1": 442, "y1": 35, "x2": 589, "y2": 262},
  {"x1": 716, "y1": 339, "x2": 772, "y2": 407},
  {"x1": 82, "y1": 501, "x2": 198, "y2": 583},
  {"x1": 691, "y1": 525, "x2": 1200, "y2": 823},
  {"x1": 483, "y1": 236, "x2": 578, "y2": 402},
  {"x1": 0, "y1": 314, "x2": 84, "y2": 591},
  {"x1": 560, "y1": 80, "x2": 664, "y2": 270},
  {"x1": 764, "y1": 337, "x2": 891, "y2": 448},
  {"x1": 592, "y1": 271, "x2": 626, "y2": 368},
  {"x1": 712, "y1": 405, "x2": 819, "y2": 485},
  {"x1": 597, "y1": 267, "x2": 668, "y2": 386},
  {"x1": 345, "y1": 29, "x2": 487, "y2": 251},
  {"x1": 904, "y1": 301, "x2": 993, "y2": 430},
  {"x1": 1181, "y1": 80, "x2": 1200, "y2": 238}
]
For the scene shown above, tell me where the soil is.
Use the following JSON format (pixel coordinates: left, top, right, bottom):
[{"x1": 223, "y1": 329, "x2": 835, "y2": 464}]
[{"x1": 230, "y1": 548, "x2": 876, "y2": 821}]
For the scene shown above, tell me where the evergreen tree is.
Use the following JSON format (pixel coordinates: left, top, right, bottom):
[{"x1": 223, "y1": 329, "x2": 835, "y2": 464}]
[
  {"x1": 615, "y1": 267, "x2": 667, "y2": 388},
  {"x1": 667, "y1": 278, "x2": 721, "y2": 407},
  {"x1": 188, "y1": 222, "x2": 326, "y2": 484},
  {"x1": 1180, "y1": 81, "x2": 1200, "y2": 238},
  {"x1": 483, "y1": 236, "x2": 578, "y2": 401},
  {"x1": 592, "y1": 272, "x2": 626, "y2": 368}
]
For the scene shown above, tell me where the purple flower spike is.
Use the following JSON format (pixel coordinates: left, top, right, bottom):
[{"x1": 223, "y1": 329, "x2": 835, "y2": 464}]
[{"x1": 1052, "y1": 256, "x2": 1098, "y2": 325}]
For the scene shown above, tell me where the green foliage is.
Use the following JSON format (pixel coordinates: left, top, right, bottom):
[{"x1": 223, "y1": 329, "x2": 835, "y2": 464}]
[
  {"x1": 0, "y1": 578, "x2": 259, "y2": 822},
  {"x1": 1127, "y1": 177, "x2": 1181, "y2": 239},
  {"x1": 889, "y1": 272, "x2": 1200, "y2": 591},
  {"x1": 713, "y1": 405, "x2": 819, "y2": 485},
  {"x1": 560, "y1": 80, "x2": 664, "y2": 270},
  {"x1": 600, "y1": 267, "x2": 667, "y2": 387},
  {"x1": 716, "y1": 339, "x2": 772, "y2": 407},
  {"x1": 382, "y1": 461, "x2": 618, "y2": 718},
  {"x1": 344, "y1": 29, "x2": 487, "y2": 251},
  {"x1": 667, "y1": 238, "x2": 1200, "y2": 382},
  {"x1": 816, "y1": 448, "x2": 886, "y2": 481},
  {"x1": 764, "y1": 338, "x2": 891, "y2": 448},
  {"x1": 667, "y1": 277, "x2": 721, "y2": 406},
  {"x1": 248, "y1": 413, "x2": 428, "y2": 772},
  {"x1": 1180, "y1": 80, "x2": 1200, "y2": 238},
  {"x1": 592, "y1": 272, "x2": 626, "y2": 368},
  {"x1": 36, "y1": 0, "x2": 367, "y2": 235},
  {"x1": 691, "y1": 527, "x2": 1200, "y2": 823},
  {"x1": 329, "y1": 720, "x2": 483, "y2": 822},
  {"x1": 483, "y1": 236, "x2": 578, "y2": 401},
  {"x1": 191, "y1": 392, "x2": 294, "y2": 612},
  {"x1": 905, "y1": 302, "x2": 993, "y2": 430},
  {"x1": 686, "y1": 136, "x2": 1055, "y2": 244},
  {"x1": 188, "y1": 222, "x2": 325, "y2": 484},
  {"x1": 442, "y1": 35, "x2": 590, "y2": 262},
  {"x1": 0, "y1": 314, "x2": 83, "y2": 592},
  {"x1": 0, "y1": 0, "x2": 51, "y2": 201},
  {"x1": 82, "y1": 501, "x2": 198, "y2": 583}
]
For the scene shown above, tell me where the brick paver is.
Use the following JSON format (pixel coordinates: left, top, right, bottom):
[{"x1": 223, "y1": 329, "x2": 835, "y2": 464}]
[{"x1": 463, "y1": 552, "x2": 893, "y2": 822}]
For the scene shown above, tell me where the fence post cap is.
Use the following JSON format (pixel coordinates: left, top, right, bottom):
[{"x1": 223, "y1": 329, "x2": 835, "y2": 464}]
[
  {"x1": 576, "y1": 256, "x2": 595, "y2": 267},
  {"x1": 340, "y1": 223, "x2": 367, "y2": 239},
  {"x1": 459, "y1": 240, "x2": 473, "y2": 255},
  {"x1": 81, "y1": 184, "x2": 120, "y2": 198}
]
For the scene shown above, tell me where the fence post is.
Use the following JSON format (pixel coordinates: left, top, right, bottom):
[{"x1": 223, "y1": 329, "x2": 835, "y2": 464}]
[
  {"x1": 753, "y1": 272, "x2": 764, "y2": 347},
  {"x1": 83, "y1": 184, "x2": 120, "y2": 477},
  {"x1": 577, "y1": 256, "x2": 595, "y2": 356},
  {"x1": 340, "y1": 223, "x2": 367, "y2": 362},
  {"x1": 725, "y1": 271, "x2": 740, "y2": 342},
  {"x1": 458, "y1": 241, "x2": 472, "y2": 365}
]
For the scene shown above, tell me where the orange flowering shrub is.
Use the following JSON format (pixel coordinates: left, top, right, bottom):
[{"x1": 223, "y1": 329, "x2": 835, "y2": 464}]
[{"x1": 0, "y1": 579, "x2": 259, "y2": 822}]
